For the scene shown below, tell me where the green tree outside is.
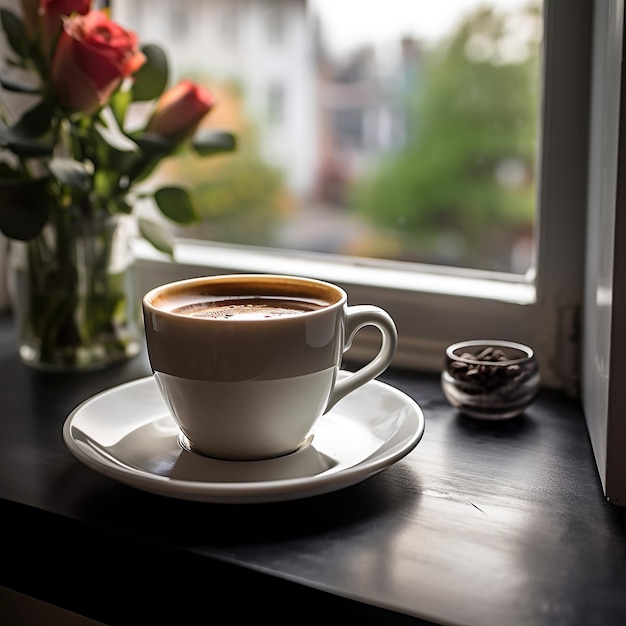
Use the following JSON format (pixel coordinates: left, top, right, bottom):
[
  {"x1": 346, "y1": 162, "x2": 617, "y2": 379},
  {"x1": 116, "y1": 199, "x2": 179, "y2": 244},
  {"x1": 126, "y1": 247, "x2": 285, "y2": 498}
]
[{"x1": 351, "y1": 4, "x2": 542, "y2": 271}]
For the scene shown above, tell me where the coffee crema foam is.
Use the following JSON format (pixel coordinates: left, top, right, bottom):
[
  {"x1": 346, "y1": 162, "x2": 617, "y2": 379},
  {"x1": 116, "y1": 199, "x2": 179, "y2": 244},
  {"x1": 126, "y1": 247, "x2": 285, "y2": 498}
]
[{"x1": 170, "y1": 296, "x2": 325, "y2": 320}]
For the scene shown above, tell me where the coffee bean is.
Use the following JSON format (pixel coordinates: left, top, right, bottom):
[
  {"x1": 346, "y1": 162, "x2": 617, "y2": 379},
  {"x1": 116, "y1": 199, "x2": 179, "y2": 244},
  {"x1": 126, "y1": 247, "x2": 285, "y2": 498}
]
[{"x1": 448, "y1": 345, "x2": 532, "y2": 392}]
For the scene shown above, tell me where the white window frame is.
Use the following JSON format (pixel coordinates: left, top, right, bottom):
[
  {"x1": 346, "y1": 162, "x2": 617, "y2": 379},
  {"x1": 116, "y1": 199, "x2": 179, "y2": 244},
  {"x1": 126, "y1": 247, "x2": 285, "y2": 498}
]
[{"x1": 135, "y1": 0, "x2": 592, "y2": 394}]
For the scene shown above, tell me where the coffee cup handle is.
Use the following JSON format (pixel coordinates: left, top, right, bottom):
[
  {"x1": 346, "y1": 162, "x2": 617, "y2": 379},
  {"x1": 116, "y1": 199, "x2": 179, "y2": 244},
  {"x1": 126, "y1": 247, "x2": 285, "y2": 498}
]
[{"x1": 324, "y1": 305, "x2": 398, "y2": 413}]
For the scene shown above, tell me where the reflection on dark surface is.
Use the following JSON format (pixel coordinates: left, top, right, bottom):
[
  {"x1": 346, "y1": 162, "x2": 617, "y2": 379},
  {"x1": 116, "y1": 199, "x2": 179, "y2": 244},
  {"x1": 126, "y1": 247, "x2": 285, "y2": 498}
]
[{"x1": 58, "y1": 459, "x2": 422, "y2": 547}]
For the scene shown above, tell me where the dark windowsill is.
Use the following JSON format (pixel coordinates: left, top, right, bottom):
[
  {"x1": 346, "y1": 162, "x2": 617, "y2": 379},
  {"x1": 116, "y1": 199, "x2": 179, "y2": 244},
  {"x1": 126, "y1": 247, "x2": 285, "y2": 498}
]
[{"x1": 1, "y1": 311, "x2": 625, "y2": 626}]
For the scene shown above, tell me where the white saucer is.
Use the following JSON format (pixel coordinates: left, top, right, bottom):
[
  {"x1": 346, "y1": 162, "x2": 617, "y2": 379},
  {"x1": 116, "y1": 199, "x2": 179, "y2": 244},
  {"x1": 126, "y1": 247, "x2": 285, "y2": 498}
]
[{"x1": 62, "y1": 372, "x2": 425, "y2": 504}]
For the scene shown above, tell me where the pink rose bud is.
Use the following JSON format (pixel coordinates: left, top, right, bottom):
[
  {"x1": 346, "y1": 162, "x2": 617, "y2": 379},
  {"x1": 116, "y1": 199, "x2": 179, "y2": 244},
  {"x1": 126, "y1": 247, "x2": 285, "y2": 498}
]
[
  {"x1": 50, "y1": 10, "x2": 146, "y2": 114},
  {"x1": 147, "y1": 80, "x2": 215, "y2": 144}
]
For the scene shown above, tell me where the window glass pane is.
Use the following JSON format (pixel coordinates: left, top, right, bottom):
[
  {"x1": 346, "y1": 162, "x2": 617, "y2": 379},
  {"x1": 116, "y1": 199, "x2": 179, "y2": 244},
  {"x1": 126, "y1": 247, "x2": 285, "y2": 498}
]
[{"x1": 114, "y1": 0, "x2": 542, "y2": 275}]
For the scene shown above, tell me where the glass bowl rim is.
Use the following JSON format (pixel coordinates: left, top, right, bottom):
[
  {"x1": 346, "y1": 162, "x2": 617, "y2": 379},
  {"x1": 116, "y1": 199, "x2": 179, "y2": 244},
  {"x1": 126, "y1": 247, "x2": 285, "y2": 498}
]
[{"x1": 446, "y1": 339, "x2": 535, "y2": 366}]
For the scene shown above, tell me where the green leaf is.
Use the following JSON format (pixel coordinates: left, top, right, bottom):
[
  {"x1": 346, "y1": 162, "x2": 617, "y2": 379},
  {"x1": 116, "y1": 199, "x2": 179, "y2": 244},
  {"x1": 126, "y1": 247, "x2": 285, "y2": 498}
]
[
  {"x1": 0, "y1": 9, "x2": 29, "y2": 60},
  {"x1": 132, "y1": 44, "x2": 169, "y2": 102},
  {"x1": 124, "y1": 133, "x2": 175, "y2": 183},
  {"x1": 192, "y1": 130, "x2": 237, "y2": 156},
  {"x1": 95, "y1": 108, "x2": 139, "y2": 153},
  {"x1": 0, "y1": 101, "x2": 54, "y2": 156},
  {"x1": 12, "y1": 100, "x2": 53, "y2": 138},
  {"x1": 0, "y1": 176, "x2": 49, "y2": 240},
  {"x1": 48, "y1": 157, "x2": 91, "y2": 191},
  {"x1": 0, "y1": 162, "x2": 18, "y2": 177},
  {"x1": 138, "y1": 217, "x2": 174, "y2": 257},
  {"x1": 0, "y1": 70, "x2": 40, "y2": 94},
  {"x1": 0, "y1": 130, "x2": 52, "y2": 157},
  {"x1": 134, "y1": 131, "x2": 175, "y2": 155},
  {"x1": 93, "y1": 168, "x2": 117, "y2": 198},
  {"x1": 126, "y1": 156, "x2": 162, "y2": 185},
  {"x1": 109, "y1": 87, "x2": 133, "y2": 128},
  {"x1": 154, "y1": 186, "x2": 198, "y2": 224},
  {"x1": 107, "y1": 196, "x2": 133, "y2": 215},
  {"x1": 91, "y1": 109, "x2": 140, "y2": 174}
]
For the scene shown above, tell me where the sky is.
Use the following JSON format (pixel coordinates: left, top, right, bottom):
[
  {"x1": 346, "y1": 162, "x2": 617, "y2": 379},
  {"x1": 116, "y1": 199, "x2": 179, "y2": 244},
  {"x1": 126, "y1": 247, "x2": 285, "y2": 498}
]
[{"x1": 309, "y1": 0, "x2": 534, "y2": 54}]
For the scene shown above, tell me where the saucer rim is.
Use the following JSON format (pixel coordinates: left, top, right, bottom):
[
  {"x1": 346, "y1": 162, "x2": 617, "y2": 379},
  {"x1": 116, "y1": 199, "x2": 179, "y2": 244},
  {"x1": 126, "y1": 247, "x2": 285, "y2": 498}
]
[{"x1": 63, "y1": 373, "x2": 425, "y2": 503}]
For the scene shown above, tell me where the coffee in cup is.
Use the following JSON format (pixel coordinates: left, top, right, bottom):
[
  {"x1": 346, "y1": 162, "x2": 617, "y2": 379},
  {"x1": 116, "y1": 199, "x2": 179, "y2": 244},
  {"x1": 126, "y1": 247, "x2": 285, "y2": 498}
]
[
  {"x1": 169, "y1": 295, "x2": 325, "y2": 320},
  {"x1": 142, "y1": 274, "x2": 397, "y2": 461}
]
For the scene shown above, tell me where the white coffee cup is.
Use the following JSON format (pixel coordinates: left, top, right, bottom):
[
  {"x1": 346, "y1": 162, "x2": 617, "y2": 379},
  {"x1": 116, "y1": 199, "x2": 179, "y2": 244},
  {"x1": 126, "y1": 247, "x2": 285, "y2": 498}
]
[{"x1": 142, "y1": 274, "x2": 397, "y2": 461}]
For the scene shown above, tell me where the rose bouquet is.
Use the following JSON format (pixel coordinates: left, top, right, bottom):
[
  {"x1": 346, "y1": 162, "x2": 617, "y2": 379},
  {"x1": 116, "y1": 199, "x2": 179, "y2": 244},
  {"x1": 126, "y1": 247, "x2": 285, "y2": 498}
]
[{"x1": 0, "y1": 1, "x2": 236, "y2": 370}]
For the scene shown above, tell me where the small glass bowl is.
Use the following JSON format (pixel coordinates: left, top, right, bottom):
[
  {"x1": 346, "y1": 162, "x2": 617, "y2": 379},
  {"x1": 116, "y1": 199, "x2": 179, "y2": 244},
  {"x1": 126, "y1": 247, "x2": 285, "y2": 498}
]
[{"x1": 441, "y1": 340, "x2": 540, "y2": 420}]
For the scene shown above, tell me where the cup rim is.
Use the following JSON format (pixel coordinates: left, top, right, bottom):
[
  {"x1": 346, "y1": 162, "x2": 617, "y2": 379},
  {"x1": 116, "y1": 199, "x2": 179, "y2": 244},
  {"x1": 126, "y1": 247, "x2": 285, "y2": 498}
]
[{"x1": 142, "y1": 273, "x2": 347, "y2": 321}]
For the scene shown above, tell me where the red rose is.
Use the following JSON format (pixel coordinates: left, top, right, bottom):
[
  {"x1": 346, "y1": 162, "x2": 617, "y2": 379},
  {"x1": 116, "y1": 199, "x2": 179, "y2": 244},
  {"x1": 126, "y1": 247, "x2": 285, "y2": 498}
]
[
  {"x1": 147, "y1": 80, "x2": 215, "y2": 144},
  {"x1": 50, "y1": 10, "x2": 146, "y2": 114}
]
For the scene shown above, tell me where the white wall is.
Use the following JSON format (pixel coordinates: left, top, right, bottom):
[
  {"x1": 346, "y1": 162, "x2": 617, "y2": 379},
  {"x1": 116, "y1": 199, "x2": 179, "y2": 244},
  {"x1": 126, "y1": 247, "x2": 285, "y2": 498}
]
[{"x1": 582, "y1": 0, "x2": 626, "y2": 505}]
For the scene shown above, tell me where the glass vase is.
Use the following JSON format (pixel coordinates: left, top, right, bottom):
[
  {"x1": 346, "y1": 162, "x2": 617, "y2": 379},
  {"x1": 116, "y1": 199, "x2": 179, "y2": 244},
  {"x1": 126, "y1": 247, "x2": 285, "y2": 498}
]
[{"x1": 8, "y1": 211, "x2": 142, "y2": 371}]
